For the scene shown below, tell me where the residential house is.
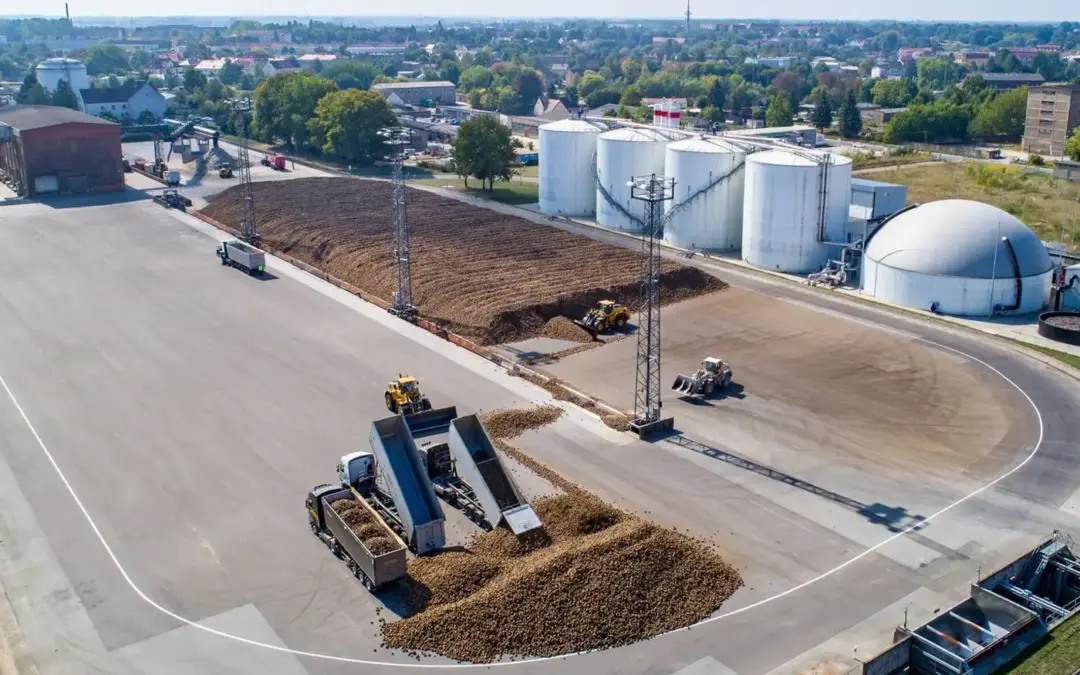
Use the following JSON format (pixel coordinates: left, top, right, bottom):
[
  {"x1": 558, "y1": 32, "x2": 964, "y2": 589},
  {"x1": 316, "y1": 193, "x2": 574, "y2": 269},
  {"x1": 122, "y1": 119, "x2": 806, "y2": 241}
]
[
  {"x1": 268, "y1": 57, "x2": 302, "y2": 75},
  {"x1": 863, "y1": 107, "x2": 906, "y2": 126},
  {"x1": 347, "y1": 42, "x2": 406, "y2": 56},
  {"x1": 1000, "y1": 49, "x2": 1039, "y2": 64},
  {"x1": 977, "y1": 72, "x2": 1045, "y2": 91},
  {"x1": 79, "y1": 80, "x2": 167, "y2": 120},
  {"x1": 897, "y1": 47, "x2": 933, "y2": 64},
  {"x1": 956, "y1": 51, "x2": 991, "y2": 68},
  {"x1": 533, "y1": 97, "x2": 570, "y2": 120},
  {"x1": 1036, "y1": 44, "x2": 1062, "y2": 53},
  {"x1": 588, "y1": 103, "x2": 620, "y2": 117},
  {"x1": 372, "y1": 81, "x2": 457, "y2": 107},
  {"x1": 652, "y1": 37, "x2": 686, "y2": 45},
  {"x1": 193, "y1": 58, "x2": 227, "y2": 76},
  {"x1": 871, "y1": 62, "x2": 906, "y2": 80},
  {"x1": 297, "y1": 54, "x2": 338, "y2": 68},
  {"x1": 745, "y1": 56, "x2": 796, "y2": 69},
  {"x1": 839, "y1": 64, "x2": 861, "y2": 77},
  {"x1": 811, "y1": 56, "x2": 840, "y2": 72}
]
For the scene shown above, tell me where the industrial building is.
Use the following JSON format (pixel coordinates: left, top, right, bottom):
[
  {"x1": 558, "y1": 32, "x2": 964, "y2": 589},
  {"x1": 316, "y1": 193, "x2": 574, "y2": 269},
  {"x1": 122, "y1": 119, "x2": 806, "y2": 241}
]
[
  {"x1": 664, "y1": 137, "x2": 746, "y2": 251},
  {"x1": 978, "y1": 72, "x2": 1046, "y2": 92},
  {"x1": 1022, "y1": 84, "x2": 1080, "y2": 157},
  {"x1": 34, "y1": 57, "x2": 89, "y2": 101},
  {"x1": 863, "y1": 200, "x2": 1053, "y2": 316},
  {"x1": 0, "y1": 105, "x2": 123, "y2": 197},
  {"x1": 372, "y1": 81, "x2": 457, "y2": 107}
]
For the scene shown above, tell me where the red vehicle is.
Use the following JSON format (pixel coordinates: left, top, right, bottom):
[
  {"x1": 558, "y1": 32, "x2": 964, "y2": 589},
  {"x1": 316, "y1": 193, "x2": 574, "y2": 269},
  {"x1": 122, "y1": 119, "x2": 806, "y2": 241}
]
[{"x1": 261, "y1": 153, "x2": 287, "y2": 170}]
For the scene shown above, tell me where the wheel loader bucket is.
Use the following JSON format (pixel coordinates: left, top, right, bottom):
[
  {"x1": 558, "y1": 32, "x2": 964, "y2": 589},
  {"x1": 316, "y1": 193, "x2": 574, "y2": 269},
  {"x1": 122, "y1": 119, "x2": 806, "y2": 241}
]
[
  {"x1": 572, "y1": 318, "x2": 599, "y2": 340},
  {"x1": 672, "y1": 374, "x2": 698, "y2": 396}
]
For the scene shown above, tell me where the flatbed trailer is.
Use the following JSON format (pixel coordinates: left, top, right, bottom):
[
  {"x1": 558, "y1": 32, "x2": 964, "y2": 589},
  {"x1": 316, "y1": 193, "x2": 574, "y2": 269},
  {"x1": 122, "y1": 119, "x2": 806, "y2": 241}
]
[{"x1": 307, "y1": 484, "x2": 407, "y2": 591}]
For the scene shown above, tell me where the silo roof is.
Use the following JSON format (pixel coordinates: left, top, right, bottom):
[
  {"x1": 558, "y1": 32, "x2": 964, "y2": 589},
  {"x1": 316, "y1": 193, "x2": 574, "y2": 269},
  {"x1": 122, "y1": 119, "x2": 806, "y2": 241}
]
[
  {"x1": 866, "y1": 199, "x2": 1052, "y2": 278},
  {"x1": 599, "y1": 126, "x2": 676, "y2": 142},
  {"x1": 667, "y1": 137, "x2": 744, "y2": 153},
  {"x1": 540, "y1": 119, "x2": 602, "y2": 133},
  {"x1": 747, "y1": 150, "x2": 852, "y2": 167}
]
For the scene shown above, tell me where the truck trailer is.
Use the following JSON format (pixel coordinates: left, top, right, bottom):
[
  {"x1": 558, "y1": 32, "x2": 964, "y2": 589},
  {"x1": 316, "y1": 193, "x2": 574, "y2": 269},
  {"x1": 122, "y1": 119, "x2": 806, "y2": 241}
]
[
  {"x1": 217, "y1": 240, "x2": 266, "y2": 276},
  {"x1": 307, "y1": 484, "x2": 407, "y2": 591}
]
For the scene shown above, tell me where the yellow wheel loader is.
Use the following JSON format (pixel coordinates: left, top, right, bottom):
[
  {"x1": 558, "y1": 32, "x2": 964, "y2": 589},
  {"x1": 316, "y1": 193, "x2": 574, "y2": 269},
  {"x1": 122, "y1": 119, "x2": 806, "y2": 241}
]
[
  {"x1": 573, "y1": 300, "x2": 630, "y2": 339},
  {"x1": 384, "y1": 374, "x2": 432, "y2": 415}
]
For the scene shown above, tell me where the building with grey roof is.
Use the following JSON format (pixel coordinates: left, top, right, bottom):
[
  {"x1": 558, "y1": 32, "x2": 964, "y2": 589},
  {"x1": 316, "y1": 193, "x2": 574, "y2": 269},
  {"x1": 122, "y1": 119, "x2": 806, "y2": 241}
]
[{"x1": 372, "y1": 81, "x2": 456, "y2": 107}]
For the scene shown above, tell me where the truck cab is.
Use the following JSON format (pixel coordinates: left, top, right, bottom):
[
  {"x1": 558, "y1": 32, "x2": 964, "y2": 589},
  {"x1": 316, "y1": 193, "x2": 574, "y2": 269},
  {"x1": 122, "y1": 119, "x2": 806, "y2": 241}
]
[{"x1": 338, "y1": 451, "x2": 375, "y2": 488}]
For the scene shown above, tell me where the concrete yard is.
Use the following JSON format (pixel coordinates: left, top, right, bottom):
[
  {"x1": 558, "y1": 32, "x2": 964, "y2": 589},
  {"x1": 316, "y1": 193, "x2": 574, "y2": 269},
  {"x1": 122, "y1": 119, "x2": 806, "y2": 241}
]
[{"x1": 0, "y1": 193, "x2": 1079, "y2": 675}]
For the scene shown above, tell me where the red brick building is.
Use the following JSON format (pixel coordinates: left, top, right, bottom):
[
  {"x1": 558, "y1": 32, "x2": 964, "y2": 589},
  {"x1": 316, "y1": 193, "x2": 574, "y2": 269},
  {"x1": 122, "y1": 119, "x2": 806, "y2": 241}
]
[{"x1": 0, "y1": 105, "x2": 123, "y2": 197}]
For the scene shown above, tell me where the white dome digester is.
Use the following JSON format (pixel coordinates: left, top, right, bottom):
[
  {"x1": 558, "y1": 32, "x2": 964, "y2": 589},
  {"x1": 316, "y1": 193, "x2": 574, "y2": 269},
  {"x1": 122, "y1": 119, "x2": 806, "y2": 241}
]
[
  {"x1": 538, "y1": 119, "x2": 602, "y2": 217},
  {"x1": 741, "y1": 150, "x2": 852, "y2": 274},
  {"x1": 863, "y1": 199, "x2": 1053, "y2": 316},
  {"x1": 663, "y1": 136, "x2": 746, "y2": 251}
]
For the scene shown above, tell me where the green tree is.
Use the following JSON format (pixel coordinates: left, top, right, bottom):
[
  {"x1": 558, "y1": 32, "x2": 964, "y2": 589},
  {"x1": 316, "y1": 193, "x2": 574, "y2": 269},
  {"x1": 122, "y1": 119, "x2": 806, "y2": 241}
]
[
  {"x1": 458, "y1": 65, "x2": 492, "y2": 91},
  {"x1": 619, "y1": 84, "x2": 643, "y2": 107},
  {"x1": 202, "y1": 78, "x2": 226, "y2": 102},
  {"x1": 136, "y1": 109, "x2": 157, "y2": 124},
  {"x1": 164, "y1": 69, "x2": 180, "y2": 89},
  {"x1": 219, "y1": 60, "x2": 244, "y2": 85},
  {"x1": 884, "y1": 102, "x2": 972, "y2": 144},
  {"x1": 586, "y1": 88, "x2": 620, "y2": 109},
  {"x1": 452, "y1": 115, "x2": 516, "y2": 191},
  {"x1": 512, "y1": 69, "x2": 543, "y2": 111},
  {"x1": 84, "y1": 44, "x2": 129, "y2": 75},
  {"x1": 322, "y1": 59, "x2": 380, "y2": 90},
  {"x1": 1064, "y1": 126, "x2": 1080, "y2": 161},
  {"x1": 308, "y1": 89, "x2": 395, "y2": 165},
  {"x1": 764, "y1": 94, "x2": 793, "y2": 127},
  {"x1": 51, "y1": 79, "x2": 79, "y2": 110},
  {"x1": 839, "y1": 89, "x2": 862, "y2": 138},
  {"x1": 916, "y1": 57, "x2": 963, "y2": 90},
  {"x1": 253, "y1": 71, "x2": 337, "y2": 150},
  {"x1": 578, "y1": 71, "x2": 606, "y2": 98},
  {"x1": 707, "y1": 78, "x2": 726, "y2": 111},
  {"x1": 16, "y1": 74, "x2": 37, "y2": 103},
  {"x1": 184, "y1": 68, "x2": 206, "y2": 91},
  {"x1": 969, "y1": 87, "x2": 1028, "y2": 138},
  {"x1": 24, "y1": 82, "x2": 50, "y2": 105},
  {"x1": 812, "y1": 91, "x2": 833, "y2": 130},
  {"x1": 99, "y1": 111, "x2": 117, "y2": 121},
  {"x1": 871, "y1": 79, "x2": 912, "y2": 107}
]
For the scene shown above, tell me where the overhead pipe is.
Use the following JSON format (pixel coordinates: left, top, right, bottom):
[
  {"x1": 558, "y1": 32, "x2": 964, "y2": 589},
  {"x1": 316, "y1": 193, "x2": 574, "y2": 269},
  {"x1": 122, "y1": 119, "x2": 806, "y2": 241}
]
[{"x1": 996, "y1": 236, "x2": 1023, "y2": 313}]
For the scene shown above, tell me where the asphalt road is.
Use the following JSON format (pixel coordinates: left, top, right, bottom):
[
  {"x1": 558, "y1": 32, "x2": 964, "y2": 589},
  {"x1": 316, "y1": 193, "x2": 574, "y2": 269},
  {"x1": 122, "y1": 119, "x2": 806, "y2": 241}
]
[{"x1": 0, "y1": 192, "x2": 1077, "y2": 675}]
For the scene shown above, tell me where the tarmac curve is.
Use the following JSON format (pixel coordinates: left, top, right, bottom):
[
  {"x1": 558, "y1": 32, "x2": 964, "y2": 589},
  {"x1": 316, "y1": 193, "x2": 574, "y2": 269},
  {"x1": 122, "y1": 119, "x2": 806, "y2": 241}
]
[{"x1": 0, "y1": 329, "x2": 1045, "y2": 670}]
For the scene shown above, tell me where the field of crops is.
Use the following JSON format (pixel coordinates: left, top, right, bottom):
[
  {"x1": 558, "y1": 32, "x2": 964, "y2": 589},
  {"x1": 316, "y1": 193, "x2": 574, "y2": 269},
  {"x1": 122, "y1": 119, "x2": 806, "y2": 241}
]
[{"x1": 202, "y1": 177, "x2": 725, "y2": 343}]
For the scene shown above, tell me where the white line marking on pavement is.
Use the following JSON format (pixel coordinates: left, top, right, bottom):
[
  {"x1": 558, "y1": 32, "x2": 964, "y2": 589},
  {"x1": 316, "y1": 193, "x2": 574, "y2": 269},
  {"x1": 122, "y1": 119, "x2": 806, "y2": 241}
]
[{"x1": 0, "y1": 333, "x2": 1045, "y2": 670}]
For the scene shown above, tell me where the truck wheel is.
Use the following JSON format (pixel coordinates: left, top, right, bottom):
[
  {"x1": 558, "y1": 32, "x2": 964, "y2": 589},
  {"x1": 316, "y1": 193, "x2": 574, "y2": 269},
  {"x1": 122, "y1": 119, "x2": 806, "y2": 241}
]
[
  {"x1": 360, "y1": 572, "x2": 374, "y2": 591},
  {"x1": 309, "y1": 520, "x2": 319, "y2": 536},
  {"x1": 332, "y1": 542, "x2": 344, "y2": 559}
]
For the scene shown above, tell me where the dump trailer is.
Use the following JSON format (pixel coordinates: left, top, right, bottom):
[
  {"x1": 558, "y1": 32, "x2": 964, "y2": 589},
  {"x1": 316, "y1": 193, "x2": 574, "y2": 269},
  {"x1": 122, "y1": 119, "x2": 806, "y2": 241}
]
[
  {"x1": 152, "y1": 188, "x2": 190, "y2": 211},
  {"x1": 307, "y1": 484, "x2": 407, "y2": 591},
  {"x1": 449, "y1": 415, "x2": 542, "y2": 536},
  {"x1": 217, "y1": 240, "x2": 266, "y2": 276},
  {"x1": 366, "y1": 415, "x2": 446, "y2": 554},
  {"x1": 406, "y1": 407, "x2": 494, "y2": 530}
]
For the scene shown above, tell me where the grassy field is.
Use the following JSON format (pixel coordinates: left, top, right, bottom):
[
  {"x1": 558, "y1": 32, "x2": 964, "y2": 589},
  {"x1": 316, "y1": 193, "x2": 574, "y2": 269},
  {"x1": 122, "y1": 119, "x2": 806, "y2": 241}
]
[
  {"x1": 1004, "y1": 611, "x2": 1080, "y2": 675},
  {"x1": 412, "y1": 177, "x2": 540, "y2": 205},
  {"x1": 872, "y1": 163, "x2": 1080, "y2": 249}
]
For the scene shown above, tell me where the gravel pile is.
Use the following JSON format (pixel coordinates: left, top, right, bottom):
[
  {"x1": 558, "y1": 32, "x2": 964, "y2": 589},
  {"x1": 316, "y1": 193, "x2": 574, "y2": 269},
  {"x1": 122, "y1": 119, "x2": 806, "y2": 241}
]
[
  {"x1": 364, "y1": 537, "x2": 398, "y2": 555},
  {"x1": 479, "y1": 405, "x2": 564, "y2": 440},
  {"x1": 205, "y1": 147, "x2": 242, "y2": 169},
  {"x1": 1045, "y1": 314, "x2": 1080, "y2": 330},
  {"x1": 381, "y1": 494, "x2": 743, "y2": 662},
  {"x1": 540, "y1": 316, "x2": 594, "y2": 343}
]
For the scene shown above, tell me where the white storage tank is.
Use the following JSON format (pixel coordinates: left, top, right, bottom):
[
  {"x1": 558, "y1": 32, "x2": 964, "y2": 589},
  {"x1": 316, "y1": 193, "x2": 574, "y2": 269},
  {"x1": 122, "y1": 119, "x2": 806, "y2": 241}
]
[
  {"x1": 35, "y1": 58, "x2": 89, "y2": 101},
  {"x1": 595, "y1": 127, "x2": 671, "y2": 232},
  {"x1": 863, "y1": 200, "x2": 1053, "y2": 316},
  {"x1": 539, "y1": 119, "x2": 601, "y2": 217},
  {"x1": 663, "y1": 137, "x2": 746, "y2": 251},
  {"x1": 741, "y1": 150, "x2": 852, "y2": 274}
]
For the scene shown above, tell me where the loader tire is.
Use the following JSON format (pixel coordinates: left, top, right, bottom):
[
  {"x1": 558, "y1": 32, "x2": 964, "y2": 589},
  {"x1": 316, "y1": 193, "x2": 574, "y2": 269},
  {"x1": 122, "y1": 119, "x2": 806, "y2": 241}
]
[
  {"x1": 616, "y1": 315, "x2": 627, "y2": 328},
  {"x1": 385, "y1": 392, "x2": 396, "y2": 413}
]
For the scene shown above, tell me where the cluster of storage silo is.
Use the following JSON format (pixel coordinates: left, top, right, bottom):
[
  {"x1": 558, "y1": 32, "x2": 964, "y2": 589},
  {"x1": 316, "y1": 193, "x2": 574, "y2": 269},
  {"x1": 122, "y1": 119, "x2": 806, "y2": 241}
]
[{"x1": 537, "y1": 121, "x2": 855, "y2": 274}]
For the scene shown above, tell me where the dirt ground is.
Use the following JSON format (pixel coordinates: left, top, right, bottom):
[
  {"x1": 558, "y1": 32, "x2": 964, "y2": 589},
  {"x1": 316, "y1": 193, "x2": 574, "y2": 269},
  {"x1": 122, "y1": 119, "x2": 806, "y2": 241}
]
[
  {"x1": 201, "y1": 177, "x2": 723, "y2": 344},
  {"x1": 544, "y1": 287, "x2": 1034, "y2": 479}
]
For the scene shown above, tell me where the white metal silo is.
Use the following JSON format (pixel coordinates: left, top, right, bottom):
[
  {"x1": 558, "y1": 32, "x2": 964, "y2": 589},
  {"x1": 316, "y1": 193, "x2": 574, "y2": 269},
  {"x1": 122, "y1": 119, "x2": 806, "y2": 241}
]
[
  {"x1": 539, "y1": 119, "x2": 601, "y2": 217},
  {"x1": 595, "y1": 127, "x2": 671, "y2": 232},
  {"x1": 663, "y1": 137, "x2": 746, "y2": 251},
  {"x1": 741, "y1": 151, "x2": 853, "y2": 274}
]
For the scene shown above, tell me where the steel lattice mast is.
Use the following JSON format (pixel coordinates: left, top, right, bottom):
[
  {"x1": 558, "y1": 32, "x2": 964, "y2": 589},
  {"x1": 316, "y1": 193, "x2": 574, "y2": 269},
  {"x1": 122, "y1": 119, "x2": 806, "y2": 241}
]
[
  {"x1": 234, "y1": 98, "x2": 258, "y2": 245},
  {"x1": 629, "y1": 174, "x2": 675, "y2": 438},
  {"x1": 380, "y1": 127, "x2": 417, "y2": 321}
]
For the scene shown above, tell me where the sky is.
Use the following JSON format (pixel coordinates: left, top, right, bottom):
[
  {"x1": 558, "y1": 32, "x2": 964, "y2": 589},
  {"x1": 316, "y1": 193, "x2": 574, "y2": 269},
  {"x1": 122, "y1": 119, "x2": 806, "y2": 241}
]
[{"x1": 0, "y1": 0, "x2": 1075, "y2": 22}]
